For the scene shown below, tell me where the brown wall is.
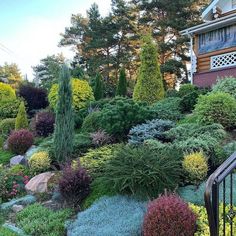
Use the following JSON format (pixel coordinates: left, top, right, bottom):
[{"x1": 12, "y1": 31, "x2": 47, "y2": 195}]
[{"x1": 193, "y1": 67, "x2": 236, "y2": 88}]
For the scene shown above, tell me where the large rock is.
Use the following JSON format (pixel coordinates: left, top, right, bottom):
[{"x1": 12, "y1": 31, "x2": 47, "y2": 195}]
[
  {"x1": 25, "y1": 172, "x2": 55, "y2": 193},
  {"x1": 10, "y1": 155, "x2": 27, "y2": 166}
]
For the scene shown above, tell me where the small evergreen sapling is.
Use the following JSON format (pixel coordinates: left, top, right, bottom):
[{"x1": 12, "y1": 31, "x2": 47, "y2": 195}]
[
  {"x1": 54, "y1": 65, "x2": 74, "y2": 163},
  {"x1": 15, "y1": 101, "x2": 28, "y2": 130},
  {"x1": 116, "y1": 68, "x2": 127, "y2": 96}
]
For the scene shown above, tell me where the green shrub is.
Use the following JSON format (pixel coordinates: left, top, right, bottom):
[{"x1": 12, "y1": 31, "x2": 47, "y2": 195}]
[
  {"x1": 116, "y1": 68, "x2": 127, "y2": 96},
  {"x1": 80, "y1": 144, "x2": 121, "y2": 178},
  {"x1": 178, "y1": 84, "x2": 197, "y2": 97},
  {"x1": 133, "y1": 36, "x2": 165, "y2": 104},
  {"x1": 0, "y1": 99, "x2": 21, "y2": 119},
  {"x1": 151, "y1": 97, "x2": 183, "y2": 121},
  {"x1": 0, "y1": 227, "x2": 17, "y2": 236},
  {"x1": 98, "y1": 97, "x2": 155, "y2": 137},
  {"x1": 73, "y1": 133, "x2": 93, "y2": 154},
  {"x1": 15, "y1": 101, "x2": 28, "y2": 130},
  {"x1": 29, "y1": 151, "x2": 51, "y2": 174},
  {"x1": 82, "y1": 180, "x2": 115, "y2": 209},
  {"x1": 212, "y1": 77, "x2": 236, "y2": 99},
  {"x1": 48, "y1": 78, "x2": 94, "y2": 112},
  {"x1": 180, "y1": 90, "x2": 199, "y2": 112},
  {"x1": 81, "y1": 111, "x2": 102, "y2": 133},
  {"x1": 128, "y1": 119, "x2": 175, "y2": 145},
  {"x1": 96, "y1": 145, "x2": 182, "y2": 199},
  {"x1": 0, "y1": 149, "x2": 13, "y2": 165},
  {"x1": 0, "y1": 82, "x2": 16, "y2": 100},
  {"x1": 165, "y1": 89, "x2": 178, "y2": 97},
  {"x1": 16, "y1": 203, "x2": 72, "y2": 236},
  {"x1": 165, "y1": 123, "x2": 226, "y2": 142},
  {"x1": 223, "y1": 141, "x2": 236, "y2": 157},
  {"x1": 0, "y1": 118, "x2": 15, "y2": 138},
  {"x1": 182, "y1": 152, "x2": 208, "y2": 184},
  {"x1": 194, "y1": 92, "x2": 236, "y2": 129},
  {"x1": 8, "y1": 164, "x2": 30, "y2": 176}
]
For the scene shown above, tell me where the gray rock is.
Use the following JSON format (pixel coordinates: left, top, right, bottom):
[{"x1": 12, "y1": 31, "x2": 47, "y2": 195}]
[
  {"x1": 10, "y1": 155, "x2": 27, "y2": 166},
  {"x1": 12, "y1": 204, "x2": 24, "y2": 213},
  {"x1": 3, "y1": 141, "x2": 8, "y2": 150}
]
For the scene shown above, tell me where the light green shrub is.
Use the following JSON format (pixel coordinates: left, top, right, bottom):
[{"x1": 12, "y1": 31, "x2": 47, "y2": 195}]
[
  {"x1": 29, "y1": 151, "x2": 50, "y2": 173},
  {"x1": 15, "y1": 101, "x2": 28, "y2": 130}
]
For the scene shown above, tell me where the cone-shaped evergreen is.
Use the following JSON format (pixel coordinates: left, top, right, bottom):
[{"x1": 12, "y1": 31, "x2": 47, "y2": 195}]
[
  {"x1": 15, "y1": 101, "x2": 28, "y2": 130},
  {"x1": 116, "y1": 68, "x2": 127, "y2": 96},
  {"x1": 94, "y1": 73, "x2": 104, "y2": 100},
  {"x1": 54, "y1": 65, "x2": 74, "y2": 163},
  {"x1": 133, "y1": 36, "x2": 165, "y2": 104}
]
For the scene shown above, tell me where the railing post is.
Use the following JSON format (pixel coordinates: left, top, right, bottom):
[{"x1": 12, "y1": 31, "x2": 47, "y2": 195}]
[{"x1": 212, "y1": 181, "x2": 219, "y2": 236}]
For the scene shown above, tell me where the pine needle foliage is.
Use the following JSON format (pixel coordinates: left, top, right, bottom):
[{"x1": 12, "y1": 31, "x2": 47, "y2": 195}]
[
  {"x1": 54, "y1": 65, "x2": 74, "y2": 163},
  {"x1": 15, "y1": 101, "x2": 28, "y2": 130},
  {"x1": 116, "y1": 68, "x2": 127, "y2": 96},
  {"x1": 133, "y1": 36, "x2": 165, "y2": 104}
]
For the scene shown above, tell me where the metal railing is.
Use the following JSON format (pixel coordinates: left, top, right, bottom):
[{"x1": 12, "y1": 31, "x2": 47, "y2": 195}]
[{"x1": 205, "y1": 152, "x2": 236, "y2": 236}]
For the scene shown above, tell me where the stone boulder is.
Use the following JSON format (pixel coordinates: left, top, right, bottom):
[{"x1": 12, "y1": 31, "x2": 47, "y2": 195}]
[
  {"x1": 10, "y1": 155, "x2": 27, "y2": 166},
  {"x1": 25, "y1": 172, "x2": 55, "y2": 193}
]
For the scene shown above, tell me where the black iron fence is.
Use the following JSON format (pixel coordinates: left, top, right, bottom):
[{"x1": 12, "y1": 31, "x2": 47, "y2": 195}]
[{"x1": 205, "y1": 152, "x2": 236, "y2": 236}]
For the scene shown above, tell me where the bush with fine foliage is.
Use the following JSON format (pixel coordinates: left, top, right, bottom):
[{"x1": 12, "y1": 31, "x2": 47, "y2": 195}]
[
  {"x1": 98, "y1": 97, "x2": 155, "y2": 138},
  {"x1": 96, "y1": 145, "x2": 182, "y2": 198},
  {"x1": 128, "y1": 119, "x2": 175, "y2": 145},
  {"x1": 178, "y1": 83, "x2": 197, "y2": 97},
  {"x1": 90, "y1": 130, "x2": 112, "y2": 146},
  {"x1": 143, "y1": 194, "x2": 196, "y2": 236},
  {"x1": 0, "y1": 118, "x2": 15, "y2": 138},
  {"x1": 81, "y1": 111, "x2": 102, "y2": 133},
  {"x1": 0, "y1": 99, "x2": 21, "y2": 119},
  {"x1": 32, "y1": 111, "x2": 55, "y2": 137},
  {"x1": 80, "y1": 144, "x2": 121, "y2": 178},
  {"x1": 68, "y1": 196, "x2": 146, "y2": 236},
  {"x1": 180, "y1": 90, "x2": 200, "y2": 112},
  {"x1": 29, "y1": 151, "x2": 51, "y2": 174},
  {"x1": 194, "y1": 92, "x2": 236, "y2": 129},
  {"x1": 8, "y1": 129, "x2": 34, "y2": 154},
  {"x1": 0, "y1": 82, "x2": 16, "y2": 100},
  {"x1": 73, "y1": 133, "x2": 93, "y2": 154},
  {"x1": 212, "y1": 77, "x2": 236, "y2": 99},
  {"x1": 18, "y1": 83, "x2": 48, "y2": 112},
  {"x1": 183, "y1": 152, "x2": 208, "y2": 184},
  {"x1": 48, "y1": 78, "x2": 94, "y2": 112},
  {"x1": 151, "y1": 97, "x2": 183, "y2": 121},
  {"x1": 223, "y1": 141, "x2": 236, "y2": 157},
  {"x1": 15, "y1": 101, "x2": 28, "y2": 130},
  {"x1": 59, "y1": 161, "x2": 91, "y2": 206}
]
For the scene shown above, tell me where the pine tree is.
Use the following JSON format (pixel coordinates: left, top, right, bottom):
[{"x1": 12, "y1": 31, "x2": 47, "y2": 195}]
[
  {"x1": 15, "y1": 101, "x2": 28, "y2": 130},
  {"x1": 116, "y1": 68, "x2": 127, "y2": 96},
  {"x1": 54, "y1": 65, "x2": 74, "y2": 163},
  {"x1": 133, "y1": 36, "x2": 165, "y2": 104},
  {"x1": 94, "y1": 73, "x2": 104, "y2": 100}
]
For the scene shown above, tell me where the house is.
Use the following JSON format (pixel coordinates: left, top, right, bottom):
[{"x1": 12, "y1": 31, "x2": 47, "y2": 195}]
[{"x1": 181, "y1": 0, "x2": 236, "y2": 87}]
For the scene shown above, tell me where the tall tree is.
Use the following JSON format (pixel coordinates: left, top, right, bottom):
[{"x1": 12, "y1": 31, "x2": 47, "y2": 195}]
[
  {"x1": 33, "y1": 54, "x2": 65, "y2": 90},
  {"x1": 54, "y1": 65, "x2": 74, "y2": 163},
  {"x1": 116, "y1": 68, "x2": 127, "y2": 96},
  {"x1": 133, "y1": 36, "x2": 165, "y2": 104},
  {"x1": 133, "y1": 0, "x2": 208, "y2": 87},
  {"x1": 0, "y1": 63, "x2": 22, "y2": 89},
  {"x1": 94, "y1": 73, "x2": 104, "y2": 100}
]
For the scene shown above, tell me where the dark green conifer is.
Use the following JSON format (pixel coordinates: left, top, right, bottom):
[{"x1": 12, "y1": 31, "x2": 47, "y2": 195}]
[
  {"x1": 94, "y1": 73, "x2": 104, "y2": 100},
  {"x1": 54, "y1": 65, "x2": 74, "y2": 163},
  {"x1": 116, "y1": 68, "x2": 127, "y2": 96}
]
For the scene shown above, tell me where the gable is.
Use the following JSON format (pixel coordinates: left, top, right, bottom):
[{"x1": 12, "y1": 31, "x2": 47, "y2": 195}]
[{"x1": 202, "y1": 0, "x2": 236, "y2": 21}]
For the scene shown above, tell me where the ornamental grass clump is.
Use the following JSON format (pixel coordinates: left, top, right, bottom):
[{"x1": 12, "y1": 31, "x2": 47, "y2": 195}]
[
  {"x1": 143, "y1": 194, "x2": 196, "y2": 236},
  {"x1": 8, "y1": 129, "x2": 34, "y2": 155},
  {"x1": 183, "y1": 152, "x2": 208, "y2": 184}
]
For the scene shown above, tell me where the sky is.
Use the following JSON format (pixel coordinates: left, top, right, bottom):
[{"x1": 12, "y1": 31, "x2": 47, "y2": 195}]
[{"x1": 0, "y1": 0, "x2": 111, "y2": 80}]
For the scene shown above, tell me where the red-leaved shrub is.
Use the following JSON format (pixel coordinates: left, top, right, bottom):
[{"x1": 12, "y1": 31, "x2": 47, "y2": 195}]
[
  {"x1": 8, "y1": 129, "x2": 34, "y2": 155},
  {"x1": 143, "y1": 194, "x2": 196, "y2": 236},
  {"x1": 59, "y1": 161, "x2": 91, "y2": 206},
  {"x1": 33, "y1": 111, "x2": 55, "y2": 137}
]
